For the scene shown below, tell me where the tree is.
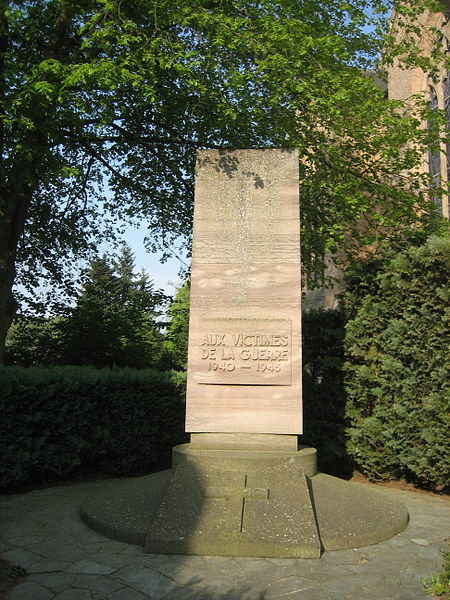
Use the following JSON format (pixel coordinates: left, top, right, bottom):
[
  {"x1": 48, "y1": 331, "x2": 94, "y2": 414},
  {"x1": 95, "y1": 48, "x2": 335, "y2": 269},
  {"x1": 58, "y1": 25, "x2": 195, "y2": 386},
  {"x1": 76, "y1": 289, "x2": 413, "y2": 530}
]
[
  {"x1": 62, "y1": 257, "x2": 122, "y2": 367},
  {"x1": 164, "y1": 281, "x2": 190, "y2": 370},
  {"x1": 1, "y1": 0, "x2": 446, "y2": 361},
  {"x1": 61, "y1": 246, "x2": 167, "y2": 368},
  {"x1": 5, "y1": 315, "x2": 65, "y2": 366},
  {"x1": 5, "y1": 245, "x2": 168, "y2": 367},
  {"x1": 110, "y1": 245, "x2": 168, "y2": 368}
]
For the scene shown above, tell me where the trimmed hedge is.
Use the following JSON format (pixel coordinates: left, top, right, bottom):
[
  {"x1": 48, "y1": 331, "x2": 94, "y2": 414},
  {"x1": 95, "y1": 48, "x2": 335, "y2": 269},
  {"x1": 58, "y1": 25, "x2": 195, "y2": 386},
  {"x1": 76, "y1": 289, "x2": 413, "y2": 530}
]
[
  {"x1": 300, "y1": 309, "x2": 348, "y2": 474},
  {"x1": 344, "y1": 236, "x2": 450, "y2": 489},
  {"x1": 0, "y1": 366, "x2": 187, "y2": 489}
]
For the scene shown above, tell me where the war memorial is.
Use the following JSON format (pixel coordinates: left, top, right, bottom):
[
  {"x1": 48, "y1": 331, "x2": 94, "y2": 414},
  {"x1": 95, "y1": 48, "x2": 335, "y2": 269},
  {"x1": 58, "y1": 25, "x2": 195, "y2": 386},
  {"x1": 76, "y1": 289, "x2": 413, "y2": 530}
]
[{"x1": 81, "y1": 148, "x2": 409, "y2": 558}]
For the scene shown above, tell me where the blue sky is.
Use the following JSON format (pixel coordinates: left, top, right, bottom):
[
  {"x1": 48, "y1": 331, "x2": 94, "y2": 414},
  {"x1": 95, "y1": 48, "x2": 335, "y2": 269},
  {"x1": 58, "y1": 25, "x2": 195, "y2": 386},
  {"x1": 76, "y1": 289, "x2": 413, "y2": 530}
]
[{"x1": 119, "y1": 223, "x2": 187, "y2": 296}]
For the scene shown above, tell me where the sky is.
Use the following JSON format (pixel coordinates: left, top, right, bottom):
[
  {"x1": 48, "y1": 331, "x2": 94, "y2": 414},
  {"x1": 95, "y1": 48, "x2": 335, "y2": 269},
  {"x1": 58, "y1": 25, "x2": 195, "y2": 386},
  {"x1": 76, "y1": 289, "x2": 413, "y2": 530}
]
[
  {"x1": 14, "y1": 224, "x2": 187, "y2": 317},
  {"x1": 119, "y1": 223, "x2": 188, "y2": 297}
]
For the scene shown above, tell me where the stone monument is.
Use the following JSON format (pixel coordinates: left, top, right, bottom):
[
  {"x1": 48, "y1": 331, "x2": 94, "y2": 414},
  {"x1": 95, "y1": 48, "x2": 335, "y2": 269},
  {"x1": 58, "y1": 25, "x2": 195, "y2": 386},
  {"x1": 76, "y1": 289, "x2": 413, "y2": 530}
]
[
  {"x1": 185, "y1": 148, "x2": 302, "y2": 436},
  {"x1": 145, "y1": 148, "x2": 321, "y2": 557},
  {"x1": 80, "y1": 148, "x2": 409, "y2": 559}
]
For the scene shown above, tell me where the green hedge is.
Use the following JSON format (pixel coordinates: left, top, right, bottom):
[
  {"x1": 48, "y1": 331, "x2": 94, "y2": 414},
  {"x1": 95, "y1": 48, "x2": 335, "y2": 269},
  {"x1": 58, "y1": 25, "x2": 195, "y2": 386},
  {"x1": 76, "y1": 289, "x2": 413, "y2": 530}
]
[
  {"x1": 344, "y1": 236, "x2": 450, "y2": 489},
  {"x1": 300, "y1": 309, "x2": 348, "y2": 475},
  {"x1": 0, "y1": 366, "x2": 187, "y2": 489}
]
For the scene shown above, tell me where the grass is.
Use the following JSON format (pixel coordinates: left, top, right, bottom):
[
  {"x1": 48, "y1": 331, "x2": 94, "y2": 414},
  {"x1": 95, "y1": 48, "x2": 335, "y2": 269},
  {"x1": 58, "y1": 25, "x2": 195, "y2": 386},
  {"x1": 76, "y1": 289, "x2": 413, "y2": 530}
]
[{"x1": 422, "y1": 547, "x2": 450, "y2": 599}]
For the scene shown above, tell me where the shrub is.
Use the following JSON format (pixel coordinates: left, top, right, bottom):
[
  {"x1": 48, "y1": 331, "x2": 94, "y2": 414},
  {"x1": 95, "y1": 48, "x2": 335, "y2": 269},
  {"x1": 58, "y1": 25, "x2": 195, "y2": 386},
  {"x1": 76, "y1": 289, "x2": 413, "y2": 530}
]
[
  {"x1": 344, "y1": 236, "x2": 450, "y2": 489},
  {"x1": 301, "y1": 309, "x2": 348, "y2": 474},
  {"x1": 0, "y1": 366, "x2": 186, "y2": 489},
  {"x1": 5, "y1": 316, "x2": 65, "y2": 366}
]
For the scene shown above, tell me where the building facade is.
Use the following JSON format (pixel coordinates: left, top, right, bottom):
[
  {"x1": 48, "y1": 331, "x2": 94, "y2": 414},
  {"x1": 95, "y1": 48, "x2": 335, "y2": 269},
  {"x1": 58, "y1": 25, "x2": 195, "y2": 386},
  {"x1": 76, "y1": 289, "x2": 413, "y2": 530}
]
[
  {"x1": 303, "y1": 4, "x2": 450, "y2": 311},
  {"x1": 387, "y1": 5, "x2": 450, "y2": 219}
]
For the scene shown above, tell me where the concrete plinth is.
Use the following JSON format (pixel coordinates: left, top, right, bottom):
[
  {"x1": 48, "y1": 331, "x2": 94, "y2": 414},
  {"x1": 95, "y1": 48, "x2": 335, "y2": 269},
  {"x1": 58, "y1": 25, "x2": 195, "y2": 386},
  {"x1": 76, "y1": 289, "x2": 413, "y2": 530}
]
[
  {"x1": 190, "y1": 433, "x2": 300, "y2": 451},
  {"x1": 173, "y1": 441, "x2": 317, "y2": 477},
  {"x1": 145, "y1": 444, "x2": 320, "y2": 558},
  {"x1": 80, "y1": 444, "x2": 409, "y2": 558}
]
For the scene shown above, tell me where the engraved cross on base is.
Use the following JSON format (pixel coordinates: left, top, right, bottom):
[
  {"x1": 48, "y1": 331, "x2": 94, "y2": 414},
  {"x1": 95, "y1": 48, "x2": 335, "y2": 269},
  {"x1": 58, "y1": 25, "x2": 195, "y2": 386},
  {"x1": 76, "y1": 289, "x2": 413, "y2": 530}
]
[{"x1": 203, "y1": 473, "x2": 270, "y2": 533}]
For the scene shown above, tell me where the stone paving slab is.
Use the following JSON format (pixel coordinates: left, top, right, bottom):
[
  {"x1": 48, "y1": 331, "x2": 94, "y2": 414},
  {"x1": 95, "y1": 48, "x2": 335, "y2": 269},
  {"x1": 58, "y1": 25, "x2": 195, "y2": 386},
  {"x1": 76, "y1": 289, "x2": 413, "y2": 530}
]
[{"x1": 0, "y1": 476, "x2": 449, "y2": 600}]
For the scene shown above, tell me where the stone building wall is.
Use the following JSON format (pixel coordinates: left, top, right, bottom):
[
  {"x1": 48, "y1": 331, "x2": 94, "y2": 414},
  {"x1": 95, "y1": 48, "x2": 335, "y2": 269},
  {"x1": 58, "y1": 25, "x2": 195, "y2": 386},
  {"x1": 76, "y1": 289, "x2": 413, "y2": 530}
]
[
  {"x1": 386, "y1": 6, "x2": 450, "y2": 219},
  {"x1": 303, "y1": 4, "x2": 450, "y2": 312}
]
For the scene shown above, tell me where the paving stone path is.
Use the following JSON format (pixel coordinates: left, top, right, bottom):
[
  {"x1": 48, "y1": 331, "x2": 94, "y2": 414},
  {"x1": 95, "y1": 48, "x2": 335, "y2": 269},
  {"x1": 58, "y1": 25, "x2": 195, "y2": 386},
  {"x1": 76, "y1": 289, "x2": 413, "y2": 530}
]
[{"x1": 0, "y1": 477, "x2": 448, "y2": 599}]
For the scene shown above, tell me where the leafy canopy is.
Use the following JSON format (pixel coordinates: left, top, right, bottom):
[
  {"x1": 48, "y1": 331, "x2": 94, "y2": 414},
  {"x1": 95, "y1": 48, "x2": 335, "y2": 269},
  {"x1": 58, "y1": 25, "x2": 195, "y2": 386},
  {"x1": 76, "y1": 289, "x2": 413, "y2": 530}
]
[{"x1": 1, "y1": 0, "x2": 446, "y2": 308}]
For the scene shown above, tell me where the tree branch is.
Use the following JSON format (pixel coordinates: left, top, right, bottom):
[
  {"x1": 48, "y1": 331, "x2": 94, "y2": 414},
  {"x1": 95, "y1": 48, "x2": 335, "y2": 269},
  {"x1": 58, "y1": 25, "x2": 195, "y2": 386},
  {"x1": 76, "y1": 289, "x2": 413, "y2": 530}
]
[{"x1": 60, "y1": 126, "x2": 222, "y2": 149}]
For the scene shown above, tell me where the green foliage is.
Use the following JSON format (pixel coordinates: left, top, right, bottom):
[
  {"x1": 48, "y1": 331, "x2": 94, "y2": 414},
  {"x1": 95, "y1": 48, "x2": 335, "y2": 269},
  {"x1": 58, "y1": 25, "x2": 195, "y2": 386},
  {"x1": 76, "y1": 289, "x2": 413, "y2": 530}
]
[
  {"x1": 62, "y1": 257, "x2": 126, "y2": 367},
  {"x1": 0, "y1": 366, "x2": 186, "y2": 488},
  {"x1": 422, "y1": 545, "x2": 450, "y2": 597},
  {"x1": 300, "y1": 309, "x2": 348, "y2": 474},
  {"x1": 164, "y1": 281, "x2": 190, "y2": 370},
  {"x1": 344, "y1": 236, "x2": 450, "y2": 489},
  {"x1": 1, "y1": 0, "x2": 443, "y2": 319},
  {"x1": 5, "y1": 316, "x2": 65, "y2": 366},
  {"x1": 5, "y1": 245, "x2": 169, "y2": 369}
]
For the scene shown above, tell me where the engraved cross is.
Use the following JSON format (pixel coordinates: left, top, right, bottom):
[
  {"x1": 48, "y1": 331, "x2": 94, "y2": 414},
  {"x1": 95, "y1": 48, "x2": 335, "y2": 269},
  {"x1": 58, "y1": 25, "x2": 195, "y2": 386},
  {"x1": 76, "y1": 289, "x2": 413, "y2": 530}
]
[{"x1": 203, "y1": 473, "x2": 270, "y2": 533}]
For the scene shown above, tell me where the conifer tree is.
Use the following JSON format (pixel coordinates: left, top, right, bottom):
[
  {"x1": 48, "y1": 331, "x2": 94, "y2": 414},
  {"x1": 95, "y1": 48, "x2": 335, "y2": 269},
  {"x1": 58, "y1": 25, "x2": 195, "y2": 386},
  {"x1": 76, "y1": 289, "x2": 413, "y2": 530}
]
[
  {"x1": 62, "y1": 257, "x2": 122, "y2": 367},
  {"x1": 164, "y1": 281, "x2": 190, "y2": 370},
  {"x1": 62, "y1": 246, "x2": 167, "y2": 368}
]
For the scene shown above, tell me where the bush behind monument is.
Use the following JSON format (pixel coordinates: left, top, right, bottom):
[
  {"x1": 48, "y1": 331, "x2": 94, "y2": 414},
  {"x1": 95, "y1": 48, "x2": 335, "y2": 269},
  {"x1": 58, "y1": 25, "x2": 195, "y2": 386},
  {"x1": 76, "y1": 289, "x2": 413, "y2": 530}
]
[
  {"x1": 0, "y1": 366, "x2": 186, "y2": 489},
  {"x1": 344, "y1": 236, "x2": 450, "y2": 490}
]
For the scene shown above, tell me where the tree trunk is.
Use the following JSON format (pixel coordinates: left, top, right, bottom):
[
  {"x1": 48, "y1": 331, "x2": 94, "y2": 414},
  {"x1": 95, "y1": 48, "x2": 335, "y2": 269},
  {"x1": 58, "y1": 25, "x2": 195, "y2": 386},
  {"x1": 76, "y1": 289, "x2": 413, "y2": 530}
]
[
  {"x1": 0, "y1": 2, "x2": 75, "y2": 363},
  {"x1": 0, "y1": 267, "x2": 17, "y2": 365},
  {"x1": 0, "y1": 169, "x2": 34, "y2": 363}
]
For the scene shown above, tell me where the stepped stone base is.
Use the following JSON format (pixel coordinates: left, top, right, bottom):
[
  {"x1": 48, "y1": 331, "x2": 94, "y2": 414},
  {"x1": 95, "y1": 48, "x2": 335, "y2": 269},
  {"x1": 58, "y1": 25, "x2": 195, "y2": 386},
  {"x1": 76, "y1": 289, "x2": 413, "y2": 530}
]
[
  {"x1": 80, "y1": 443, "x2": 409, "y2": 558},
  {"x1": 145, "y1": 444, "x2": 320, "y2": 558}
]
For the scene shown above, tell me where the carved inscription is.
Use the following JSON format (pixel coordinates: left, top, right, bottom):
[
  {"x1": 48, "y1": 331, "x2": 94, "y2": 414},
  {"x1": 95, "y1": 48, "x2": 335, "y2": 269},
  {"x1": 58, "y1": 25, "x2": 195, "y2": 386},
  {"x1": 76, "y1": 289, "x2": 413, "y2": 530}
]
[{"x1": 195, "y1": 318, "x2": 292, "y2": 385}]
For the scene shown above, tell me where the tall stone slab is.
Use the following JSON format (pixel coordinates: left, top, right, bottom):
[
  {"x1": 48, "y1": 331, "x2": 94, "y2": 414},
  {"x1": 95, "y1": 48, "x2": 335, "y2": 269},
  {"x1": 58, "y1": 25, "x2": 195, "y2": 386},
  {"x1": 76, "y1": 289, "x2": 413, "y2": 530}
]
[
  {"x1": 81, "y1": 147, "x2": 409, "y2": 560},
  {"x1": 186, "y1": 148, "x2": 302, "y2": 434}
]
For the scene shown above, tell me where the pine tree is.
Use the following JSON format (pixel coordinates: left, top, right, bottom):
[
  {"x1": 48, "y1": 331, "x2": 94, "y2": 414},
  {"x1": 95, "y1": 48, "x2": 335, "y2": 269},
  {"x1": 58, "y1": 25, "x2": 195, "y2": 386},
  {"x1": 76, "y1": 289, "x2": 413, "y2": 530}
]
[
  {"x1": 164, "y1": 282, "x2": 190, "y2": 370},
  {"x1": 62, "y1": 246, "x2": 167, "y2": 368},
  {"x1": 62, "y1": 257, "x2": 122, "y2": 367}
]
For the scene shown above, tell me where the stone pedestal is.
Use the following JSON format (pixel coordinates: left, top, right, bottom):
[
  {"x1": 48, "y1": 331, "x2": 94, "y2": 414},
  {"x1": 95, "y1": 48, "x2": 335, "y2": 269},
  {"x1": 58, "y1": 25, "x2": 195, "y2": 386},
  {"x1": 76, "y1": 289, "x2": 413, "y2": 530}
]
[
  {"x1": 145, "y1": 443, "x2": 321, "y2": 558},
  {"x1": 189, "y1": 433, "x2": 300, "y2": 452},
  {"x1": 80, "y1": 445, "x2": 409, "y2": 557}
]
